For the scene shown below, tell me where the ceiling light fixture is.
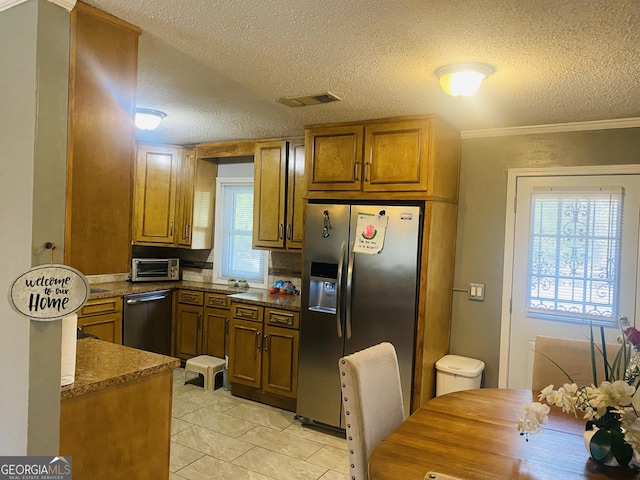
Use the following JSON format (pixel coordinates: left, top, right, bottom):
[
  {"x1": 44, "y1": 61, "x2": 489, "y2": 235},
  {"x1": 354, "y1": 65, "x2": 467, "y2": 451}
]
[
  {"x1": 135, "y1": 108, "x2": 166, "y2": 130},
  {"x1": 435, "y1": 62, "x2": 495, "y2": 97}
]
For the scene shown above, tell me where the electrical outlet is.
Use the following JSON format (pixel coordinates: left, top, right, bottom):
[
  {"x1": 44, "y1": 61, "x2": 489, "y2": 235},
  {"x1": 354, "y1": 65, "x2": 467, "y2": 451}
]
[{"x1": 469, "y1": 283, "x2": 485, "y2": 301}]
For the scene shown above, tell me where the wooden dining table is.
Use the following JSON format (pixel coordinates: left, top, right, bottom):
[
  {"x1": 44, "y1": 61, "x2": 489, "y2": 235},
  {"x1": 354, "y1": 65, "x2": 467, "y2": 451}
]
[{"x1": 368, "y1": 388, "x2": 640, "y2": 479}]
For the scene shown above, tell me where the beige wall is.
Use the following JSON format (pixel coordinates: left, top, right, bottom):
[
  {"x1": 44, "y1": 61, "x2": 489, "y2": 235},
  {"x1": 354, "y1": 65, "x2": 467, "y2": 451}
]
[{"x1": 450, "y1": 128, "x2": 640, "y2": 388}]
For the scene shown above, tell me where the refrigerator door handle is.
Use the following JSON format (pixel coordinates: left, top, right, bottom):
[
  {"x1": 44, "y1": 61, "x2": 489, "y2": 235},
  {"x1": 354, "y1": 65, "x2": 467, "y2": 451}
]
[
  {"x1": 335, "y1": 241, "x2": 346, "y2": 338},
  {"x1": 346, "y1": 250, "x2": 355, "y2": 339}
]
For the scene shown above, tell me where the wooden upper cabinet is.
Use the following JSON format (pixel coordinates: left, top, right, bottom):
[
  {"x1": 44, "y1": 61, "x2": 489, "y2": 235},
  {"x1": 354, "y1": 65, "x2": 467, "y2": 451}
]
[
  {"x1": 363, "y1": 120, "x2": 430, "y2": 192},
  {"x1": 253, "y1": 141, "x2": 287, "y2": 249},
  {"x1": 65, "y1": 3, "x2": 140, "y2": 275},
  {"x1": 132, "y1": 145, "x2": 179, "y2": 245},
  {"x1": 306, "y1": 125, "x2": 363, "y2": 191},
  {"x1": 191, "y1": 156, "x2": 217, "y2": 249},
  {"x1": 176, "y1": 149, "x2": 196, "y2": 247},
  {"x1": 253, "y1": 140, "x2": 306, "y2": 251},
  {"x1": 133, "y1": 145, "x2": 217, "y2": 248},
  {"x1": 285, "y1": 140, "x2": 305, "y2": 250},
  {"x1": 305, "y1": 116, "x2": 460, "y2": 201}
]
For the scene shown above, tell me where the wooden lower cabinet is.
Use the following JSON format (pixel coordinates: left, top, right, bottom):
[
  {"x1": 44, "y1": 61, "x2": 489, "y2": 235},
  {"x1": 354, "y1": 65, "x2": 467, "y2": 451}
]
[
  {"x1": 262, "y1": 324, "x2": 299, "y2": 398},
  {"x1": 174, "y1": 290, "x2": 229, "y2": 361},
  {"x1": 77, "y1": 296, "x2": 122, "y2": 344},
  {"x1": 60, "y1": 363, "x2": 174, "y2": 480},
  {"x1": 229, "y1": 302, "x2": 299, "y2": 410},
  {"x1": 175, "y1": 302, "x2": 201, "y2": 359},
  {"x1": 203, "y1": 308, "x2": 228, "y2": 358},
  {"x1": 229, "y1": 317, "x2": 262, "y2": 387}
]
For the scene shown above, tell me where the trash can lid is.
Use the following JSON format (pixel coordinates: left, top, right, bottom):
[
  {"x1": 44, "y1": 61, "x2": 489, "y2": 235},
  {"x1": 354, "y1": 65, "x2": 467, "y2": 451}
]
[{"x1": 435, "y1": 354, "x2": 485, "y2": 377}]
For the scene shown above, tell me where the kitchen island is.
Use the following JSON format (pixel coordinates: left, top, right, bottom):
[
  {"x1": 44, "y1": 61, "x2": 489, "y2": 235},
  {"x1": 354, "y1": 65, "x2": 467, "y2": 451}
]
[{"x1": 60, "y1": 338, "x2": 180, "y2": 480}]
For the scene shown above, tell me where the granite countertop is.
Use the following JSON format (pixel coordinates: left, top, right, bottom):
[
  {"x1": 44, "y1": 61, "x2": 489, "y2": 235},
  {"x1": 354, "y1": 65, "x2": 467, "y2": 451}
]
[
  {"x1": 89, "y1": 280, "x2": 301, "y2": 311},
  {"x1": 229, "y1": 289, "x2": 300, "y2": 311},
  {"x1": 60, "y1": 338, "x2": 180, "y2": 400}
]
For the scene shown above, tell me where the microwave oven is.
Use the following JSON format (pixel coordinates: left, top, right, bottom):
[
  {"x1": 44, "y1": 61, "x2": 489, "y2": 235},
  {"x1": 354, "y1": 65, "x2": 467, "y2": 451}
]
[{"x1": 131, "y1": 258, "x2": 180, "y2": 282}]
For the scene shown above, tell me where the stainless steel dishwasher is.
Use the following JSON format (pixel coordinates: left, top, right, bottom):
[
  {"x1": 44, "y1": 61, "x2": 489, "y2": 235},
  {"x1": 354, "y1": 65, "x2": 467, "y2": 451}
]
[{"x1": 123, "y1": 290, "x2": 172, "y2": 355}]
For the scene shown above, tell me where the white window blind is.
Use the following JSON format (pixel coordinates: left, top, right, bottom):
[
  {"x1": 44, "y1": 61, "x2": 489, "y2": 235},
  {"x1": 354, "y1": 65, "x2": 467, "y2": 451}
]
[
  {"x1": 215, "y1": 180, "x2": 267, "y2": 286},
  {"x1": 527, "y1": 186, "x2": 623, "y2": 323}
]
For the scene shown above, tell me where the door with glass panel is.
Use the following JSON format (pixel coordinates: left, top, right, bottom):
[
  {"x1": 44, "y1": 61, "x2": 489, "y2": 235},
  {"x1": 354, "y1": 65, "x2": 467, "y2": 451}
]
[{"x1": 508, "y1": 175, "x2": 640, "y2": 389}]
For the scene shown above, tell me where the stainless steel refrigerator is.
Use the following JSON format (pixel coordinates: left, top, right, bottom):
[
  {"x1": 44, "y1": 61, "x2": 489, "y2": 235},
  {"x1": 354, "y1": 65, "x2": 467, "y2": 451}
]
[{"x1": 297, "y1": 202, "x2": 421, "y2": 428}]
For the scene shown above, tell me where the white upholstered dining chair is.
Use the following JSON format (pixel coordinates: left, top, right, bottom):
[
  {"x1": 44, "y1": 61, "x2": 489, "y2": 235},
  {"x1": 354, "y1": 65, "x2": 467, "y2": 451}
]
[
  {"x1": 532, "y1": 335, "x2": 623, "y2": 390},
  {"x1": 338, "y1": 342, "x2": 405, "y2": 480}
]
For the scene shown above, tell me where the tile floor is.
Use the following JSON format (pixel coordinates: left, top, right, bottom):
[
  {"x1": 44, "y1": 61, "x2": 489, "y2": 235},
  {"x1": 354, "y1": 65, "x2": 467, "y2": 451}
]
[{"x1": 170, "y1": 368, "x2": 350, "y2": 480}]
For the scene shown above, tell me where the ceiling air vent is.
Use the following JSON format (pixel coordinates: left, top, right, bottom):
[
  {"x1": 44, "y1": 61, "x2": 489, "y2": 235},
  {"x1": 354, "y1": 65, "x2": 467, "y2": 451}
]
[{"x1": 276, "y1": 92, "x2": 342, "y2": 107}]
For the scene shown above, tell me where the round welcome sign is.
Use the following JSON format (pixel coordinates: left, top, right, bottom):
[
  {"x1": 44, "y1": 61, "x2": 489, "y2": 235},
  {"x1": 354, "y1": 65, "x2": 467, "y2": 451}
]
[{"x1": 8, "y1": 264, "x2": 89, "y2": 321}]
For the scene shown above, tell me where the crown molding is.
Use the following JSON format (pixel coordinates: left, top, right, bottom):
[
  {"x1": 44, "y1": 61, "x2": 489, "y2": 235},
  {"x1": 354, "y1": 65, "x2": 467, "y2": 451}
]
[
  {"x1": 0, "y1": 0, "x2": 27, "y2": 12},
  {"x1": 461, "y1": 117, "x2": 640, "y2": 139},
  {"x1": 0, "y1": 0, "x2": 76, "y2": 12},
  {"x1": 48, "y1": 0, "x2": 76, "y2": 10}
]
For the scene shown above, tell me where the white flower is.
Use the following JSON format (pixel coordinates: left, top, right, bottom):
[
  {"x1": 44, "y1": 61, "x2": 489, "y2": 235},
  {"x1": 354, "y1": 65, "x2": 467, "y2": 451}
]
[
  {"x1": 538, "y1": 384, "x2": 558, "y2": 404},
  {"x1": 620, "y1": 408, "x2": 640, "y2": 452},
  {"x1": 554, "y1": 383, "x2": 580, "y2": 416},
  {"x1": 517, "y1": 402, "x2": 550, "y2": 436},
  {"x1": 600, "y1": 380, "x2": 635, "y2": 407}
]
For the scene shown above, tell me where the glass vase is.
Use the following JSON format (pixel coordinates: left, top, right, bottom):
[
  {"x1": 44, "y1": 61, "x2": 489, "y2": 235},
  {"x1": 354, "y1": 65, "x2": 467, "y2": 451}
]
[{"x1": 625, "y1": 344, "x2": 640, "y2": 386}]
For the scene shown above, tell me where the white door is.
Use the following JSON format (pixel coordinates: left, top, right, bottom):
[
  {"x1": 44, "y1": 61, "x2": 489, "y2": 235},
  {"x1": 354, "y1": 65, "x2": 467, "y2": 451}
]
[{"x1": 505, "y1": 173, "x2": 640, "y2": 389}]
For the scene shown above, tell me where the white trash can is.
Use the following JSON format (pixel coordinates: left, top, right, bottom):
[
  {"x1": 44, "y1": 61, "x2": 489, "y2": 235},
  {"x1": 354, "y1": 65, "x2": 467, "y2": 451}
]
[{"x1": 435, "y1": 354, "x2": 485, "y2": 396}]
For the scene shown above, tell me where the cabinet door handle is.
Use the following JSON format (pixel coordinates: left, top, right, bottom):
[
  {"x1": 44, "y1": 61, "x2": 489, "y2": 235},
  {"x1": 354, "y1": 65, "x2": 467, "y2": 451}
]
[
  {"x1": 286, "y1": 224, "x2": 292, "y2": 240},
  {"x1": 264, "y1": 334, "x2": 269, "y2": 351},
  {"x1": 364, "y1": 161, "x2": 371, "y2": 182},
  {"x1": 256, "y1": 330, "x2": 262, "y2": 350},
  {"x1": 225, "y1": 318, "x2": 229, "y2": 335},
  {"x1": 354, "y1": 161, "x2": 361, "y2": 181},
  {"x1": 271, "y1": 316, "x2": 291, "y2": 325},
  {"x1": 198, "y1": 313, "x2": 202, "y2": 330},
  {"x1": 169, "y1": 222, "x2": 174, "y2": 236},
  {"x1": 184, "y1": 224, "x2": 191, "y2": 239},
  {"x1": 278, "y1": 224, "x2": 284, "y2": 240}
]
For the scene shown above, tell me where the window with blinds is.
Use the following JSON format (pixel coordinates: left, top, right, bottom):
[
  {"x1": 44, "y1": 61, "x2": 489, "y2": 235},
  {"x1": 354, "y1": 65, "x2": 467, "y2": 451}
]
[
  {"x1": 215, "y1": 179, "x2": 267, "y2": 286},
  {"x1": 527, "y1": 187, "x2": 623, "y2": 324}
]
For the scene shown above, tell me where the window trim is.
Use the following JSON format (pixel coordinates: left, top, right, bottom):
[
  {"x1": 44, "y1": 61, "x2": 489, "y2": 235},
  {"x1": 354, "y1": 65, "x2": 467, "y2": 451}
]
[{"x1": 213, "y1": 177, "x2": 269, "y2": 288}]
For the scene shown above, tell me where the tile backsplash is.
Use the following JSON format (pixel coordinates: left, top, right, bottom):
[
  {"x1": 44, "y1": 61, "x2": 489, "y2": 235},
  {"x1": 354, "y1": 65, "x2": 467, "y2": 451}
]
[{"x1": 130, "y1": 246, "x2": 302, "y2": 289}]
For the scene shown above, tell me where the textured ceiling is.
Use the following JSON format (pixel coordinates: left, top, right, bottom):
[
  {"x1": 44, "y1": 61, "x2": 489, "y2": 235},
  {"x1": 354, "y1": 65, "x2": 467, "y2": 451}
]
[{"x1": 83, "y1": 0, "x2": 640, "y2": 145}]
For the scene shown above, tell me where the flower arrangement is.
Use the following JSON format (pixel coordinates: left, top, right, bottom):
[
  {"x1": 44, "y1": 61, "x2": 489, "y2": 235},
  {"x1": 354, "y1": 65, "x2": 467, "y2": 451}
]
[{"x1": 517, "y1": 318, "x2": 640, "y2": 467}]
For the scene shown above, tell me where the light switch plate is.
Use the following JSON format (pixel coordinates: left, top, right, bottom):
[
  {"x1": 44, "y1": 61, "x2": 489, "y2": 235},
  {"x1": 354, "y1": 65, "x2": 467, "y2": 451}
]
[{"x1": 469, "y1": 283, "x2": 485, "y2": 301}]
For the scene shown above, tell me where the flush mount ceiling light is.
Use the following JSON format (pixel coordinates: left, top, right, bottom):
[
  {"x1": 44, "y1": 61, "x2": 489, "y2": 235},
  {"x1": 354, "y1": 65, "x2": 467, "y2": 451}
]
[
  {"x1": 135, "y1": 108, "x2": 166, "y2": 130},
  {"x1": 435, "y1": 62, "x2": 495, "y2": 97}
]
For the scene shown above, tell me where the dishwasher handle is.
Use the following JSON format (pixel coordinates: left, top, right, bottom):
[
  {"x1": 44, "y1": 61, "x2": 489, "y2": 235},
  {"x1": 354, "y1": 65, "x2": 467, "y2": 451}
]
[{"x1": 126, "y1": 293, "x2": 170, "y2": 304}]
